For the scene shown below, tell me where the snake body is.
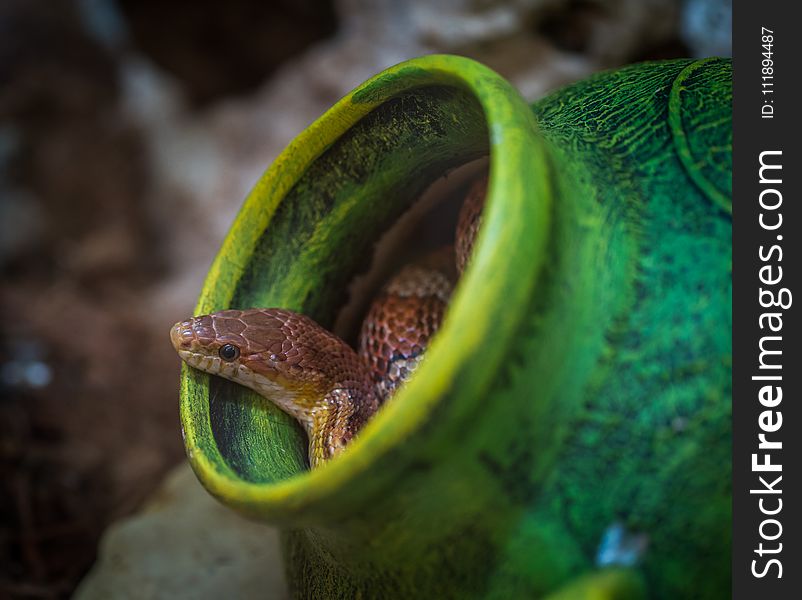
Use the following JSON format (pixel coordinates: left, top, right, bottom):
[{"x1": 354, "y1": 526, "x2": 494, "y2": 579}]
[{"x1": 171, "y1": 176, "x2": 486, "y2": 467}]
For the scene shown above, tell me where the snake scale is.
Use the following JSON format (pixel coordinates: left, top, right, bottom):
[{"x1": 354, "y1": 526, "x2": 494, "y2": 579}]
[{"x1": 171, "y1": 175, "x2": 486, "y2": 467}]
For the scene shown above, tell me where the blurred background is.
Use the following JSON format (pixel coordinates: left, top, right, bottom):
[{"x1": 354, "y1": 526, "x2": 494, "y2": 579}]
[{"x1": 0, "y1": 0, "x2": 730, "y2": 597}]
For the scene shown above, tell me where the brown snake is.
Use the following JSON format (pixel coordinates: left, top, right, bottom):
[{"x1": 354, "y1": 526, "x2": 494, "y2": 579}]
[{"x1": 171, "y1": 176, "x2": 486, "y2": 467}]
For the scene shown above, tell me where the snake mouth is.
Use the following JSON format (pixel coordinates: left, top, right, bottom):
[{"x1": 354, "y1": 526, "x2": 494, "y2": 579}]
[
  {"x1": 178, "y1": 54, "x2": 550, "y2": 524},
  {"x1": 169, "y1": 318, "x2": 219, "y2": 371},
  {"x1": 170, "y1": 320, "x2": 208, "y2": 370}
]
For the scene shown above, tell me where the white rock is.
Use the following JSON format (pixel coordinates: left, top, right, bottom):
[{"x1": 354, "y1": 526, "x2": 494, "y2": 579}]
[{"x1": 75, "y1": 464, "x2": 287, "y2": 600}]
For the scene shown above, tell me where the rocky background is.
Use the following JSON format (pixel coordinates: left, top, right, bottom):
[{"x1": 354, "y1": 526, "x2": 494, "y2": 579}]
[{"x1": 0, "y1": 0, "x2": 730, "y2": 597}]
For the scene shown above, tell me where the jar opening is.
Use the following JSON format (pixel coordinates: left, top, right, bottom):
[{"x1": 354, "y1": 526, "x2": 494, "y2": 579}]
[{"x1": 179, "y1": 55, "x2": 550, "y2": 524}]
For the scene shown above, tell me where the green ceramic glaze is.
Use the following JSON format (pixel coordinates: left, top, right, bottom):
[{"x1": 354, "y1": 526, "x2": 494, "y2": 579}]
[{"x1": 178, "y1": 55, "x2": 731, "y2": 598}]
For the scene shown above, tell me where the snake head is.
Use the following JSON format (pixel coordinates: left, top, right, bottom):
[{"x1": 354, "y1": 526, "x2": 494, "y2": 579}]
[
  {"x1": 170, "y1": 308, "x2": 374, "y2": 427},
  {"x1": 170, "y1": 311, "x2": 252, "y2": 380}
]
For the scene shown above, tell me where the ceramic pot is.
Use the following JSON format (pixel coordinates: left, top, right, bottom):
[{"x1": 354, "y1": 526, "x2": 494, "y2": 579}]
[{"x1": 178, "y1": 55, "x2": 732, "y2": 599}]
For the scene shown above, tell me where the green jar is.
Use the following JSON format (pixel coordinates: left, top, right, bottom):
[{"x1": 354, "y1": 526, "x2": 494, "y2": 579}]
[{"x1": 178, "y1": 55, "x2": 732, "y2": 599}]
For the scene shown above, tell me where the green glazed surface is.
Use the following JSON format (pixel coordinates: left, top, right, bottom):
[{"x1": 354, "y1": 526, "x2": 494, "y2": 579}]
[{"x1": 178, "y1": 55, "x2": 732, "y2": 598}]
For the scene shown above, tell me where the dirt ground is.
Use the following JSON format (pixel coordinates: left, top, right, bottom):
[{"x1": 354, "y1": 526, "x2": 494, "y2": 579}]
[{"x1": 0, "y1": 1, "x2": 336, "y2": 596}]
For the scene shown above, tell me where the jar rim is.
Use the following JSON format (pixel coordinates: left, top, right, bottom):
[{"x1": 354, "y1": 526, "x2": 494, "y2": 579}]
[{"x1": 179, "y1": 54, "x2": 553, "y2": 524}]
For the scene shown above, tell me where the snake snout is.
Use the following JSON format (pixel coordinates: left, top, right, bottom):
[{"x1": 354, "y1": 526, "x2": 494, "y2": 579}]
[
  {"x1": 170, "y1": 315, "x2": 218, "y2": 354},
  {"x1": 170, "y1": 319, "x2": 196, "y2": 351}
]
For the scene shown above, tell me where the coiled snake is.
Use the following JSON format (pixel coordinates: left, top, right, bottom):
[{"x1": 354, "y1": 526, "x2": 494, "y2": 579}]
[{"x1": 171, "y1": 176, "x2": 486, "y2": 467}]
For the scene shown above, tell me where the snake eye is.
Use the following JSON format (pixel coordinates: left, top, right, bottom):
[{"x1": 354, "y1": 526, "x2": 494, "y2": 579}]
[{"x1": 219, "y1": 344, "x2": 240, "y2": 361}]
